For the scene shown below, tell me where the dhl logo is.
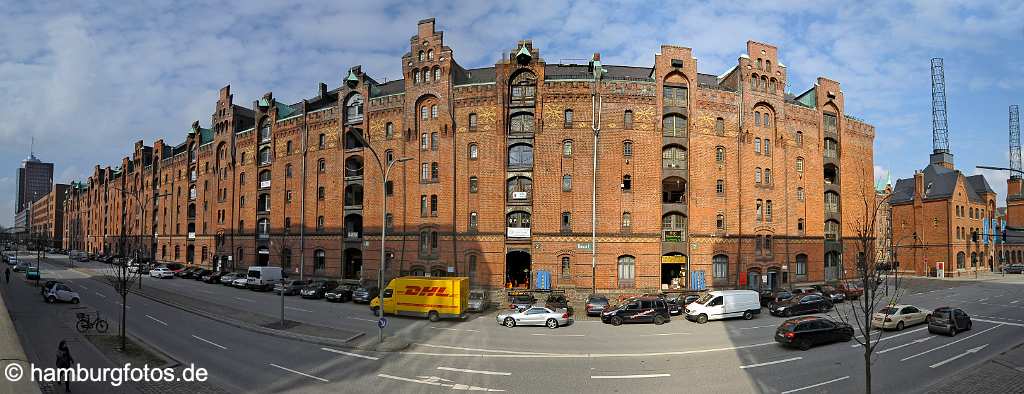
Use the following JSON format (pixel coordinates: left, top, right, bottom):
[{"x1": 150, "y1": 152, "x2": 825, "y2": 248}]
[{"x1": 404, "y1": 285, "x2": 452, "y2": 297}]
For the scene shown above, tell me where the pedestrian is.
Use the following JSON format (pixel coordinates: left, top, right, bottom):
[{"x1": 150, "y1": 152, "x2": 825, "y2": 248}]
[
  {"x1": 55, "y1": 340, "x2": 73, "y2": 392},
  {"x1": 4, "y1": 266, "x2": 9, "y2": 284}
]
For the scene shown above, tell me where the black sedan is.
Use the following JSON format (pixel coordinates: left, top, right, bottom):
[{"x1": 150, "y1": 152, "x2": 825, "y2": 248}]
[
  {"x1": 300, "y1": 280, "x2": 339, "y2": 299},
  {"x1": 769, "y1": 293, "x2": 832, "y2": 317},
  {"x1": 274, "y1": 280, "x2": 309, "y2": 296},
  {"x1": 1003, "y1": 264, "x2": 1024, "y2": 274},
  {"x1": 201, "y1": 271, "x2": 225, "y2": 284},
  {"x1": 192, "y1": 269, "x2": 213, "y2": 281},
  {"x1": 352, "y1": 286, "x2": 378, "y2": 303},
  {"x1": 585, "y1": 294, "x2": 610, "y2": 316},
  {"x1": 760, "y1": 289, "x2": 794, "y2": 307},
  {"x1": 775, "y1": 316, "x2": 854, "y2": 350},
  {"x1": 325, "y1": 285, "x2": 354, "y2": 302}
]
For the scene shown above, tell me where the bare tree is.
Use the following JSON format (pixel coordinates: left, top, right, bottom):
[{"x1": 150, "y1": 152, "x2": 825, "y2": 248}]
[
  {"x1": 103, "y1": 236, "x2": 141, "y2": 351},
  {"x1": 832, "y1": 172, "x2": 906, "y2": 394}
]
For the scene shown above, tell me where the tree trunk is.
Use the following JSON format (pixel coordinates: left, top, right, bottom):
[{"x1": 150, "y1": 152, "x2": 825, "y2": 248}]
[{"x1": 864, "y1": 348, "x2": 872, "y2": 394}]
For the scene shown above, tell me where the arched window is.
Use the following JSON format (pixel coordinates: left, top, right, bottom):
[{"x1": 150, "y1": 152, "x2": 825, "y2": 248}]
[
  {"x1": 562, "y1": 140, "x2": 573, "y2": 157},
  {"x1": 314, "y1": 249, "x2": 326, "y2": 272},
  {"x1": 796, "y1": 131, "x2": 804, "y2": 145},
  {"x1": 561, "y1": 256, "x2": 571, "y2": 279},
  {"x1": 716, "y1": 213, "x2": 725, "y2": 230},
  {"x1": 797, "y1": 187, "x2": 805, "y2": 201},
  {"x1": 764, "y1": 168, "x2": 772, "y2": 184},
  {"x1": 385, "y1": 122, "x2": 394, "y2": 139},
  {"x1": 662, "y1": 145, "x2": 686, "y2": 169},
  {"x1": 469, "y1": 143, "x2": 479, "y2": 160},
  {"x1": 715, "y1": 146, "x2": 726, "y2": 163},
  {"x1": 259, "y1": 170, "x2": 271, "y2": 186},
  {"x1": 755, "y1": 111, "x2": 762, "y2": 126},
  {"x1": 508, "y1": 143, "x2": 533, "y2": 167},
  {"x1": 507, "y1": 176, "x2": 532, "y2": 200},
  {"x1": 318, "y1": 158, "x2": 326, "y2": 172},
  {"x1": 755, "y1": 168, "x2": 762, "y2": 183},
  {"x1": 469, "y1": 211, "x2": 478, "y2": 230},
  {"x1": 421, "y1": 106, "x2": 428, "y2": 120},
  {"x1": 418, "y1": 51, "x2": 424, "y2": 61},
  {"x1": 796, "y1": 254, "x2": 807, "y2": 275},
  {"x1": 346, "y1": 94, "x2": 364, "y2": 124},
  {"x1": 825, "y1": 191, "x2": 840, "y2": 213},
  {"x1": 622, "y1": 212, "x2": 632, "y2": 229},
  {"x1": 622, "y1": 174, "x2": 632, "y2": 190},
  {"x1": 754, "y1": 137, "x2": 762, "y2": 153},
  {"x1": 345, "y1": 156, "x2": 363, "y2": 177},
  {"x1": 617, "y1": 255, "x2": 636, "y2": 288},
  {"x1": 469, "y1": 176, "x2": 479, "y2": 193},
  {"x1": 564, "y1": 109, "x2": 574, "y2": 128},
  {"x1": 663, "y1": 114, "x2": 687, "y2": 137},
  {"x1": 715, "y1": 117, "x2": 725, "y2": 136},
  {"x1": 796, "y1": 157, "x2": 804, "y2": 174},
  {"x1": 413, "y1": 69, "x2": 420, "y2": 84},
  {"x1": 258, "y1": 193, "x2": 270, "y2": 212},
  {"x1": 433, "y1": 67, "x2": 440, "y2": 81},
  {"x1": 824, "y1": 138, "x2": 839, "y2": 159},
  {"x1": 750, "y1": 73, "x2": 758, "y2": 91},
  {"x1": 427, "y1": 49, "x2": 433, "y2": 60},
  {"x1": 623, "y1": 141, "x2": 633, "y2": 157},
  {"x1": 468, "y1": 113, "x2": 478, "y2": 131},
  {"x1": 713, "y1": 255, "x2": 728, "y2": 278},
  {"x1": 316, "y1": 215, "x2": 325, "y2": 231},
  {"x1": 764, "y1": 112, "x2": 771, "y2": 127},
  {"x1": 825, "y1": 220, "x2": 840, "y2": 240},
  {"x1": 971, "y1": 252, "x2": 978, "y2": 268},
  {"x1": 562, "y1": 174, "x2": 572, "y2": 191},
  {"x1": 765, "y1": 59, "x2": 772, "y2": 72},
  {"x1": 509, "y1": 113, "x2": 534, "y2": 133},
  {"x1": 422, "y1": 69, "x2": 429, "y2": 82},
  {"x1": 764, "y1": 138, "x2": 771, "y2": 156},
  {"x1": 624, "y1": 110, "x2": 634, "y2": 129},
  {"x1": 259, "y1": 147, "x2": 271, "y2": 165},
  {"x1": 259, "y1": 118, "x2": 271, "y2": 142},
  {"x1": 345, "y1": 184, "x2": 364, "y2": 206}
]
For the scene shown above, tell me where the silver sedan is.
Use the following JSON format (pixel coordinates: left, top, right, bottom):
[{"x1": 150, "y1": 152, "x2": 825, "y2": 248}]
[{"x1": 496, "y1": 305, "x2": 572, "y2": 329}]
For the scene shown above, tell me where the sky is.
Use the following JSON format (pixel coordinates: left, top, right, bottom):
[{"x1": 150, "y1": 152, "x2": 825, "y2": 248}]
[{"x1": 1, "y1": 0, "x2": 1022, "y2": 227}]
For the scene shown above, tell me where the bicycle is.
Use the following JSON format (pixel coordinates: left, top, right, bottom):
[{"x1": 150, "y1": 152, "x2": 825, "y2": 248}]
[{"x1": 75, "y1": 311, "x2": 109, "y2": 333}]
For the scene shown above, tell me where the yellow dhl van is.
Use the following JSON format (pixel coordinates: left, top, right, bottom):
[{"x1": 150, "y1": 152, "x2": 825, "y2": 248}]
[{"x1": 370, "y1": 276, "x2": 470, "y2": 322}]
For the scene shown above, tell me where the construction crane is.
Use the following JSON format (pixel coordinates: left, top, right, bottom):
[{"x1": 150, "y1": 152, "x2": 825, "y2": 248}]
[
  {"x1": 931, "y1": 58, "x2": 950, "y2": 153},
  {"x1": 1012, "y1": 105, "x2": 1021, "y2": 179}
]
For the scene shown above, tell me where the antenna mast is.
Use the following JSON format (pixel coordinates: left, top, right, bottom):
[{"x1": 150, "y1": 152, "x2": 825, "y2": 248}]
[
  {"x1": 1012, "y1": 104, "x2": 1022, "y2": 178},
  {"x1": 931, "y1": 58, "x2": 950, "y2": 153}
]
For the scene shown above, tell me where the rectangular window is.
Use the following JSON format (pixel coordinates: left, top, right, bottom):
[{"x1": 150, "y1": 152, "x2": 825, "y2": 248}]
[
  {"x1": 420, "y1": 195, "x2": 427, "y2": 217},
  {"x1": 420, "y1": 133, "x2": 428, "y2": 150},
  {"x1": 468, "y1": 113, "x2": 478, "y2": 131},
  {"x1": 624, "y1": 111, "x2": 633, "y2": 129},
  {"x1": 766, "y1": 200, "x2": 773, "y2": 222},
  {"x1": 430, "y1": 195, "x2": 438, "y2": 217},
  {"x1": 431, "y1": 162, "x2": 439, "y2": 181},
  {"x1": 469, "y1": 177, "x2": 478, "y2": 193},
  {"x1": 421, "y1": 163, "x2": 429, "y2": 181},
  {"x1": 716, "y1": 180, "x2": 725, "y2": 195},
  {"x1": 824, "y1": 113, "x2": 838, "y2": 134},
  {"x1": 431, "y1": 132, "x2": 438, "y2": 150},
  {"x1": 764, "y1": 139, "x2": 771, "y2": 156},
  {"x1": 561, "y1": 212, "x2": 571, "y2": 233},
  {"x1": 663, "y1": 86, "x2": 688, "y2": 107}
]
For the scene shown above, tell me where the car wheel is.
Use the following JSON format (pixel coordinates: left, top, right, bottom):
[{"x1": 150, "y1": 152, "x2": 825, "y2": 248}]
[
  {"x1": 654, "y1": 315, "x2": 666, "y2": 325},
  {"x1": 949, "y1": 327, "x2": 957, "y2": 337},
  {"x1": 798, "y1": 340, "x2": 812, "y2": 351},
  {"x1": 46, "y1": 296, "x2": 55, "y2": 303},
  {"x1": 783, "y1": 309, "x2": 792, "y2": 318},
  {"x1": 896, "y1": 321, "x2": 905, "y2": 331},
  {"x1": 504, "y1": 317, "x2": 516, "y2": 328},
  {"x1": 697, "y1": 314, "x2": 708, "y2": 324},
  {"x1": 610, "y1": 316, "x2": 623, "y2": 326},
  {"x1": 742, "y1": 311, "x2": 754, "y2": 320},
  {"x1": 428, "y1": 311, "x2": 440, "y2": 322},
  {"x1": 71, "y1": 298, "x2": 79, "y2": 304},
  {"x1": 966, "y1": 321, "x2": 972, "y2": 330},
  {"x1": 843, "y1": 333, "x2": 854, "y2": 342},
  {"x1": 546, "y1": 318, "x2": 559, "y2": 329}
]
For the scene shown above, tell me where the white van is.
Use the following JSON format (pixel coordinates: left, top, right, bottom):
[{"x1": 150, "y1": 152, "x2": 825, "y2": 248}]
[
  {"x1": 247, "y1": 266, "x2": 283, "y2": 291},
  {"x1": 684, "y1": 290, "x2": 761, "y2": 324}
]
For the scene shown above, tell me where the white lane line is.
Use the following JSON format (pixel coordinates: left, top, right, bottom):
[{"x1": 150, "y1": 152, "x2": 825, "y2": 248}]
[
  {"x1": 739, "y1": 357, "x2": 802, "y2": 369},
  {"x1": 930, "y1": 344, "x2": 989, "y2": 368},
  {"x1": 78, "y1": 284, "x2": 88, "y2": 290},
  {"x1": 377, "y1": 373, "x2": 504, "y2": 391},
  {"x1": 113, "y1": 302, "x2": 131, "y2": 309},
  {"x1": 285, "y1": 306, "x2": 313, "y2": 313},
  {"x1": 321, "y1": 347, "x2": 380, "y2": 361},
  {"x1": 531, "y1": 333, "x2": 585, "y2": 337},
  {"x1": 192, "y1": 335, "x2": 227, "y2": 350},
  {"x1": 233, "y1": 297, "x2": 255, "y2": 302},
  {"x1": 900, "y1": 325, "x2": 1002, "y2": 361},
  {"x1": 94, "y1": 292, "x2": 106, "y2": 298},
  {"x1": 430, "y1": 326, "x2": 480, "y2": 333},
  {"x1": 350, "y1": 317, "x2": 377, "y2": 322},
  {"x1": 269, "y1": 363, "x2": 328, "y2": 382},
  {"x1": 145, "y1": 314, "x2": 168, "y2": 326},
  {"x1": 591, "y1": 374, "x2": 670, "y2": 379},
  {"x1": 978, "y1": 298, "x2": 989, "y2": 302},
  {"x1": 975, "y1": 315, "x2": 1024, "y2": 323},
  {"x1": 738, "y1": 324, "x2": 776, "y2": 330},
  {"x1": 851, "y1": 327, "x2": 927, "y2": 348},
  {"x1": 781, "y1": 376, "x2": 850, "y2": 394},
  {"x1": 637, "y1": 332, "x2": 689, "y2": 337},
  {"x1": 1011, "y1": 300, "x2": 1020, "y2": 304},
  {"x1": 404, "y1": 342, "x2": 777, "y2": 359},
  {"x1": 877, "y1": 336, "x2": 934, "y2": 354},
  {"x1": 415, "y1": 343, "x2": 562, "y2": 355},
  {"x1": 437, "y1": 366, "x2": 511, "y2": 376},
  {"x1": 974, "y1": 318, "x2": 1024, "y2": 328}
]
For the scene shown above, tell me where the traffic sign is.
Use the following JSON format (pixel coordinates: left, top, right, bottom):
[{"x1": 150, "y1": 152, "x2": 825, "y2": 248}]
[{"x1": 378, "y1": 318, "x2": 388, "y2": 329}]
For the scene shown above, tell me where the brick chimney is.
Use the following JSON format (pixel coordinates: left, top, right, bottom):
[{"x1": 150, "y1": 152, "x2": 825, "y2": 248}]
[{"x1": 914, "y1": 170, "x2": 924, "y2": 200}]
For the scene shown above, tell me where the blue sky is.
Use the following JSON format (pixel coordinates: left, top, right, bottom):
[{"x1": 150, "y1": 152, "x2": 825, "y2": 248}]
[{"x1": 1, "y1": 0, "x2": 1022, "y2": 227}]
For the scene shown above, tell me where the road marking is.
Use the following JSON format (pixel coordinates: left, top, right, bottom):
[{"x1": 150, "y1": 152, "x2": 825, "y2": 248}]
[
  {"x1": 738, "y1": 324, "x2": 776, "y2": 330},
  {"x1": 269, "y1": 363, "x2": 328, "y2": 382},
  {"x1": 233, "y1": 297, "x2": 255, "y2": 302},
  {"x1": 377, "y1": 373, "x2": 503, "y2": 392},
  {"x1": 436, "y1": 366, "x2": 511, "y2": 376},
  {"x1": 350, "y1": 317, "x2": 377, "y2": 322},
  {"x1": 877, "y1": 336, "x2": 934, "y2": 354},
  {"x1": 739, "y1": 357, "x2": 802, "y2": 369},
  {"x1": 973, "y1": 318, "x2": 1024, "y2": 328},
  {"x1": 591, "y1": 374, "x2": 670, "y2": 379},
  {"x1": 94, "y1": 292, "x2": 106, "y2": 298},
  {"x1": 192, "y1": 335, "x2": 227, "y2": 350},
  {"x1": 321, "y1": 347, "x2": 380, "y2": 361},
  {"x1": 145, "y1": 315, "x2": 168, "y2": 326},
  {"x1": 531, "y1": 333, "x2": 585, "y2": 337},
  {"x1": 930, "y1": 344, "x2": 989, "y2": 368},
  {"x1": 285, "y1": 306, "x2": 313, "y2": 313},
  {"x1": 978, "y1": 298, "x2": 989, "y2": 302},
  {"x1": 637, "y1": 332, "x2": 689, "y2": 336},
  {"x1": 1012, "y1": 300, "x2": 1020, "y2": 304},
  {"x1": 113, "y1": 302, "x2": 131, "y2": 309},
  {"x1": 901, "y1": 325, "x2": 1002, "y2": 361},
  {"x1": 430, "y1": 326, "x2": 480, "y2": 333},
  {"x1": 851, "y1": 327, "x2": 927, "y2": 347},
  {"x1": 404, "y1": 342, "x2": 777, "y2": 359},
  {"x1": 415, "y1": 343, "x2": 562, "y2": 355},
  {"x1": 976, "y1": 315, "x2": 1024, "y2": 323},
  {"x1": 78, "y1": 284, "x2": 88, "y2": 290},
  {"x1": 781, "y1": 376, "x2": 850, "y2": 394}
]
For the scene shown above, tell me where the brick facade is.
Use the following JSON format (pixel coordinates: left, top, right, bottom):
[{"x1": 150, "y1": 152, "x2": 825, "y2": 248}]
[{"x1": 62, "y1": 18, "x2": 876, "y2": 296}]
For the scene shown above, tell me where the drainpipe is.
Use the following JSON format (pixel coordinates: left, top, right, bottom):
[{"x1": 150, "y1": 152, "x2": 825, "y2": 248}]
[
  {"x1": 299, "y1": 105, "x2": 308, "y2": 281},
  {"x1": 590, "y1": 55, "x2": 604, "y2": 294},
  {"x1": 736, "y1": 68, "x2": 746, "y2": 289}
]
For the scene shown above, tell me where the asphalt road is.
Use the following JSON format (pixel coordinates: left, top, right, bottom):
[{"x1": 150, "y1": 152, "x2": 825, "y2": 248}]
[{"x1": 11, "y1": 252, "x2": 1024, "y2": 393}]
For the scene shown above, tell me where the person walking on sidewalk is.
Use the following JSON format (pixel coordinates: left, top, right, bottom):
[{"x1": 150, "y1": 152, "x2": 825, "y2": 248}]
[
  {"x1": 56, "y1": 340, "x2": 74, "y2": 392},
  {"x1": 4, "y1": 266, "x2": 9, "y2": 284}
]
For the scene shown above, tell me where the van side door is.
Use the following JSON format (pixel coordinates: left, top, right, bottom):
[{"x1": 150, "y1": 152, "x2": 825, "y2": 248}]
[{"x1": 706, "y1": 296, "x2": 725, "y2": 318}]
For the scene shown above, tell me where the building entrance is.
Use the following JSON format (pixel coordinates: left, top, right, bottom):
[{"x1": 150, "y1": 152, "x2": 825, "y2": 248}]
[{"x1": 506, "y1": 251, "x2": 531, "y2": 289}]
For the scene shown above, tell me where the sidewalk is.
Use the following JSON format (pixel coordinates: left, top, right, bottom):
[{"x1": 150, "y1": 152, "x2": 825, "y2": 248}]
[
  {"x1": 927, "y1": 340, "x2": 1024, "y2": 394},
  {"x1": 0, "y1": 282, "x2": 41, "y2": 394}
]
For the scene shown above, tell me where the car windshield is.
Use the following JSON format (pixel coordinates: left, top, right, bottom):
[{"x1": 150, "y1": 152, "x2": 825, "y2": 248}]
[
  {"x1": 932, "y1": 310, "x2": 950, "y2": 319},
  {"x1": 249, "y1": 270, "x2": 261, "y2": 278},
  {"x1": 780, "y1": 321, "x2": 798, "y2": 331},
  {"x1": 469, "y1": 293, "x2": 483, "y2": 300},
  {"x1": 513, "y1": 295, "x2": 533, "y2": 303},
  {"x1": 878, "y1": 307, "x2": 899, "y2": 315},
  {"x1": 696, "y1": 293, "x2": 715, "y2": 305}
]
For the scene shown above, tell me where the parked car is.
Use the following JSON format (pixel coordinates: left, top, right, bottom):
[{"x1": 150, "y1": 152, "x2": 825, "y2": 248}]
[
  {"x1": 1002, "y1": 264, "x2": 1024, "y2": 274},
  {"x1": 200, "y1": 271, "x2": 223, "y2": 283},
  {"x1": 325, "y1": 284, "x2": 354, "y2": 302},
  {"x1": 246, "y1": 266, "x2": 283, "y2": 291},
  {"x1": 41, "y1": 280, "x2": 64, "y2": 295},
  {"x1": 585, "y1": 294, "x2": 610, "y2": 316},
  {"x1": 301, "y1": 280, "x2": 339, "y2": 299},
  {"x1": 176, "y1": 267, "x2": 198, "y2": 278},
  {"x1": 75, "y1": 253, "x2": 91, "y2": 262},
  {"x1": 273, "y1": 280, "x2": 309, "y2": 296},
  {"x1": 811, "y1": 284, "x2": 846, "y2": 303},
  {"x1": 544, "y1": 294, "x2": 574, "y2": 316},
  {"x1": 149, "y1": 267, "x2": 174, "y2": 279},
  {"x1": 873, "y1": 304, "x2": 929, "y2": 331},
  {"x1": 601, "y1": 296, "x2": 671, "y2": 326},
  {"x1": 13, "y1": 261, "x2": 31, "y2": 272},
  {"x1": 467, "y1": 290, "x2": 490, "y2": 312},
  {"x1": 928, "y1": 307, "x2": 972, "y2": 336},
  {"x1": 508, "y1": 293, "x2": 537, "y2": 310},
  {"x1": 769, "y1": 293, "x2": 833, "y2": 317},
  {"x1": 684, "y1": 290, "x2": 762, "y2": 324},
  {"x1": 219, "y1": 272, "x2": 242, "y2": 285},
  {"x1": 231, "y1": 277, "x2": 249, "y2": 288},
  {"x1": 43, "y1": 283, "x2": 80, "y2": 304},
  {"x1": 352, "y1": 286, "x2": 378, "y2": 303},
  {"x1": 497, "y1": 305, "x2": 572, "y2": 329},
  {"x1": 831, "y1": 282, "x2": 864, "y2": 300},
  {"x1": 790, "y1": 287, "x2": 820, "y2": 296},
  {"x1": 760, "y1": 289, "x2": 794, "y2": 307},
  {"x1": 163, "y1": 263, "x2": 185, "y2": 274},
  {"x1": 192, "y1": 269, "x2": 213, "y2": 281},
  {"x1": 775, "y1": 316, "x2": 854, "y2": 350}
]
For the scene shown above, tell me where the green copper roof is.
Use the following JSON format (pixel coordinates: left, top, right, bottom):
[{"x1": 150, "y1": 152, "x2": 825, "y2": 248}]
[
  {"x1": 275, "y1": 101, "x2": 298, "y2": 119},
  {"x1": 795, "y1": 87, "x2": 816, "y2": 108},
  {"x1": 516, "y1": 45, "x2": 531, "y2": 59},
  {"x1": 258, "y1": 97, "x2": 271, "y2": 107},
  {"x1": 345, "y1": 69, "x2": 359, "y2": 84},
  {"x1": 199, "y1": 127, "x2": 214, "y2": 145}
]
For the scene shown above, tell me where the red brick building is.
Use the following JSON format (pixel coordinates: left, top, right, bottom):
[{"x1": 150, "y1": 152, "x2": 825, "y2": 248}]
[
  {"x1": 30, "y1": 183, "x2": 68, "y2": 248},
  {"x1": 63, "y1": 18, "x2": 876, "y2": 297}
]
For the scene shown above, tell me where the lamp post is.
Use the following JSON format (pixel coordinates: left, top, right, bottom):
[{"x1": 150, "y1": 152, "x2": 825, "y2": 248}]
[{"x1": 589, "y1": 54, "x2": 605, "y2": 294}]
